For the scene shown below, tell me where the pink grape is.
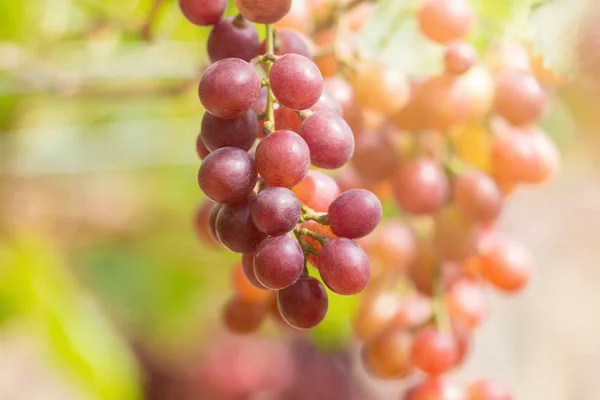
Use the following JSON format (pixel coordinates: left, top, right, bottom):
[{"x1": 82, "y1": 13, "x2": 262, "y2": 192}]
[
  {"x1": 411, "y1": 326, "x2": 459, "y2": 375},
  {"x1": 392, "y1": 158, "x2": 449, "y2": 215},
  {"x1": 255, "y1": 130, "x2": 311, "y2": 187},
  {"x1": 179, "y1": 0, "x2": 226, "y2": 26},
  {"x1": 254, "y1": 236, "x2": 304, "y2": 290},
  {"x1": 453, "y1": 171, "x2": 503, "y2": 223},
  {"x1": 352, "y1": 131, "x2": 400, "y2": 182},
  {"x1": 292, "y1": 170, "x2": 340, "y2": 212},
  {"x1": 207, "y1": 16, "x2": 260, "y2": 62},
  {"x1": 201, "y1": 110, "x2": 258, "y2": 151},
  {"x1": 318, "y1": 238, "x2": 370, "y2": 295},
  {"x1": 328, "y1": 189, "x2": 382, "y2": 239},
  {"x1": 277, "y1": 276, "x2": 328, "y2": 329},
  {"x1": 270, "y1": 54, "x2": 323, "y2": 110},
  {"x1": 216, "y1": 197, "x2": 267, "y2": 253},
  {"x1": 298, "y1": 112, "x2": 355, "y2": 169},
  {"x1": 251, "y1": 187, "x2": 301, "y2": 235}
]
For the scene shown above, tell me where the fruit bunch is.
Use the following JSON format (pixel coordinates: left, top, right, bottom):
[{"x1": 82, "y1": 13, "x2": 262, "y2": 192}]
[
  {"x1": 185, "y1": 0, "x2": 383, "y2": 332},
  {"x1": 185, "y1": 0, "x2": 561, "y2": 398}
]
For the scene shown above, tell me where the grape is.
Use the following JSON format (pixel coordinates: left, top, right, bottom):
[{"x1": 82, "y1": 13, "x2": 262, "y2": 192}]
[
  {"x1": 392, "y1": 158, "x2": 449, "y2": 215},
  {"x1": 216, "y1": 197, "x2": 267, "y2": 253},
  {"x1": 298, "y1": 112, "x2": 355, "y2": 169},
  {"x1": 194, "y1": 200, "x2": 218, "y2": 246},
  {"x1": 179, "y1": 0, "x2": 226, "y2": 26},
  {"x1": 458, "y1": 66, "x2": 496, "y2": 120},
  {"x1": 277, "y1": 276, "x2": 328, "y2": 329},
  {"x1": 361, "y1": 327, "x2": 413, "y2": 379},
  {"x1": 364, "y1": 221, "x2": 416, "y2": 272},
  {"x1": 444, "y1": 41, "x2": 477, "y2": 75},
  {"x1": 274, "y1": 0, "x2": 312, "y2": 33},
  {"x1": 411, "y1": 326, "x2": 459, "y2": 375},
  {"x1": 318, "y1": 238, "x2": 370, "y2": 295},
  {"x1": 404, "y1": 376, "x2": 466, "y2": 400},
  {"x1": 467, "y1": 379, "x2": 512, "y2": 400},
  {"x1": 254, "y1": 236, "x2": 304, "y2": 290},
  {"x1": 255, "y1": 130, "x2": 311, "y2": 187},
  {"x1": 207, "y1": 16, "x2": 260, "y2": 63},
  {"x1": 234, "y1": 0, "x2": 292, "y2": 24},
  {"x1": 350, "y1": 60, "x2": 410, "y2": 115},
  {"x1": 198, "y1": 147, "x2": 257, "y2": 204},
  {"x1": 292, "y1": 170, "x2": 340, "y2": 212},
  {"x1": 446, "y1": 278, "x2": 488, "y2": 329},
  {"x1": 200, "y1": 110, "x2": 258, "y2": 151},
  {"x1": 198, "y1": 58, "x2": 261, "y2": 120},
  {"x1": 354, "y1": 291, "x2": 402, "y2": 341},
  {"x1": 494, "y1": 71, "x2": 547, "y2": 126},
  {"x1": 232, "y1": 262, "x2": 272, "y2": 303},
  {"x1": 223, "y1": 296, "x2": 266, "y2": 334},
  {"x1": 417, "y1": 0, "x2": 473, "y2": 44},
  {"x1": 242, "y1": 252, "x2": 267, "y2": 290},
  {"x1": 259, "y1": 29, "x2": 312, "y2": 59},
  {"x1": 328, "y1": 189, "x2": 382, "y2": 239},
  {"x1": 251, "y1": 187, "x2": 301, "y2": 236},
  {"x1": 352, "y1": 131, "x2": 400, "y2": 182},
  {"x1": 208, "y1": 203, "x2": 223, "y2": 243},
  {"x1": 270, "y1": 54, "x2": 323, "y2": 110},
  {"x1": 479, "y1": 235, "x2": 534, "y2": 292},
  {"x1": 324, "y1": 77, "x2": 365, "y2": 135},
  {"x1": 279, "y1": 88, "x2": 343, "y2": 132},
  {"x1": 433, "y1": 206, "x2": 478, "y2": 262},
  {"x1": 453, "y1": 172, "x2": 503, "y2": 223},
  {"x1": 196, "y1": 133, "x2": 211, "y2": 160}
]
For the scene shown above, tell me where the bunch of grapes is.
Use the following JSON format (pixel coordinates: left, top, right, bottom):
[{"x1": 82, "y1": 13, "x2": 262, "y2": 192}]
[
  {"x1": 185, "y1": 0, "x2": 561, "y2": 398},
  {"x1": 184, "y1": 0, "x2": 383, "y2": 333}
]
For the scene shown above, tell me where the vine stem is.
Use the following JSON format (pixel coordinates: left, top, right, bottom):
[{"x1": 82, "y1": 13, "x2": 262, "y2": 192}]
[{"x1": 263, "y1": 24, "x2": 276, "y2": 136}]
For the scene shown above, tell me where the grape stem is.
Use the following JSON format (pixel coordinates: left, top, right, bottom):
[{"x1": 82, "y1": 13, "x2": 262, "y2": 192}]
[
  {"x1": 298, "y1": 228, "x2": 331, "y2": 246},
  {"x1": 263, "y1": 24, "x2": 276, "y2": 136},
  {"x1": 299, "y1": 213, "x2": 329, "y2": 225},
  {"x1": 294, "y1": 229, "x2": 319, "y2": 256},
  {"x1": 432, "y1": 262, "x2": 451, "y2": 331}
]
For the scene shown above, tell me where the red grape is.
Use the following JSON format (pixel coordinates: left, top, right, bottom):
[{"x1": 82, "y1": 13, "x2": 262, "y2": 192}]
[
  {"x1": 255, "y1": 130, "x2": 311, "y2": 187},
  {"x1": 216, "y1": 197, "x2": 267, "y2": 253},
  {"x1": 328, "y1": 189, "x2": 382, "y2": 239},
  {"x1": 494, "y1": 71, "x2": 546, "y2": 126},
  {"x1": 234, "y1": 0, "x2": 292, "y2": 24},
  {"x1": 199, "y1": 58, "x2": 261, "y2": 119},
  {"x1": 242, "y1": 252, "x2": 267, "y2": 290},
  {"x1": 318, "y1": 238, "x2": 370, "y2": 295},
  {"x1": 196, "y1": 133, "x2": 210, "y2": 160},
  {"x1": 292, "y1": 170, "x2": 340, "y2": 212},
  {"x1": 259, "y1": 29, "x2": 312, "y2": 59},
  {"x1": 251, "y1": 187, "x2": 301, "y2": 236},
  {"x1": 446, "y1": 278, "x2": 488, "y2": 329},
  {"x1": 404, "y1": 376, "x2": 466, "y2": 400},
  {"x1": 392, "y1": 158, "x2": 449, "y2": 215},
  {"x1": 201, "y1": 110, "x2": 258, "y2": 151},
  {"x1": 361, "y1": 326, "x2": 413, "y2": 379},
  {"x1": 467, "y1": 379, "x2": 512, "y2": 400},
  {"x1": 351, "y1": 60, "x2": 410, "y2": 116},
  {"x1": 223, "y1": 296, "x2": 266, "y2": 334},
  {"x1": 179, "y1": 0, "x2": 226, "y2": 26},
  {"x1": 411, "y1": 326, "x2": 459, "y2": 375},
  {"x1": 479, "y1": 235, "x2": 534, "y2": 292},
  {"x1": 270, "y1": 54, "x2": 323, "y2": 110},
  {"x1": 453, "y1": 172, "x2": 503, "y2": 223},
  {"x1": 444, "y1": 41, "x2": 477, "y2": 75},
  {"x1": 208, "y1": 203, "x2": 223, "y2": 243},
  {"x1": 418, "y1": 0, "x2": 473, "y2": 44},
  {"x1": 298, "y1": 112, "x2": 355, "y2": 169},
  {"x1": 277, "y1": 276, "x2": 328, "y2": 329},
  {"x1": 352, "y1": 131, "x2": 400, "y2": 182},
  {"x1": 254, "y1": 236, "x2": 304, "y2": 290},
  {"x1": 207, "y1": 16, "x2": 260, "y2": 63},
  {"x1": 324, "y1": 76, "x2": 365, "y2": 135}
]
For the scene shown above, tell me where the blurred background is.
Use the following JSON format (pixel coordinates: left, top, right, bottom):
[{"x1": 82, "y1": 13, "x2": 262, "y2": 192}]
[{"x1": 1, "y1": 0, "x2": 600, "y2": 399}]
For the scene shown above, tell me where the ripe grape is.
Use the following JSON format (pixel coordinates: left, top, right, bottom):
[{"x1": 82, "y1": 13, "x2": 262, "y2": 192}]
[
  {"x1": 298, "y1": 112, "x2": 355, "y2": 169},
  {"x1": 179, "y1": 0, "x2": 226, "y2": 26},
  {"x1": 404, "y1": 376, "x2": 466, "y2": 400},
  {"x1": 352, "y1": 131, "x2": 400, "y2": 182},
  {"x1": 479, "y1": 235, "x2": 534, "y2": 292},
  {"x1": 328, "y1": 189, "x2": 382, "y2": 239},
  {"x1": 198, "y1": 58, "x2": 261, "y2": 119},
  {"x1": 318, "y1": 238, "x2": 370, "y2": 295},
  {"x1": 198, "y1": 147, "x2": 257, "y2": 204},
  {"x1": 446, "y1": 278, "x2": 488, "y2": 329},
  {"x1": 208, "y1": 203, "x2": 223, "y2": 243},
  {"x1": 254, "y1": 236, "x2": 304, "y2": 290},
  {"x1": 277, "y1": 276, "x2": 328, "y2": 329},
  {"x1": 194, "y1": 200, "x2": 218, "y2": 246},
  {"x1": 232, "y1": 263, "x2": 271, "y2": 303},
  {"x1": 411, "y1": 326, "x2": 459, "y2": 375},
  {"x1": 351, "y1": 60, "x2": 410, "y2": 115},
  {"x1": 251, "y1": 187, "x2": 300, "y2": 236},
  {"x1": 467, "y1": 379, "x2": 512, "y2": 400},
  {"x1": 361, "y1": 326, "x2": 413, "y2": 379},
  {"x1": 453, "y1": 171, "x2": 503, "y2": 223},
  {"x1": 433, "y1": 206, "x2": 478, "y2": 262},
  {"x1": 216, "y1": 197, "x2": 267, "y2": 253},
  {"x1": 207, "y1": 16, "x2": 260, "y2": 63},
  {"x1": 324, "y1": 76, "x2": 365, "y2": 135},
  {"x1": 223, "y1": 296, "x2": 266, "y2": 334},
  {"x1": 444, "y1": 41, "x2": 477, "y2": 75},
  {"x1": 458, "y1": 66, "x2": 496, "y2": 120},
  {"x1": 270, "y1": 54, "x2": 323, "y2": 110},
  {"x1": 200, "y1": 110, "x2": 258, "y2": 151},
  {"x1": 354, "y1": 291, "x2": 402, "y2": 341},
  {"x1": 255, "y1": 130, "x2": 311, "y2": 187},
  {"x1": 292, "y1": 170, "x2": 340, "y2": 212},
  {"x1": 242, "y1": 252, "x2": 267, "y2": 289},
  {"x1": 494, "y1": 71, "x2": 547, "y2": 126},
  {"x1": 196, "y1": 133, "x2": 211, "y2": 160},
  {"x1": 417, "y1": 0, "x2": 473, "y2": 44},
  {"x1": 367, "y1": 221, "x2": 417, "y2": 272},
  {"x1": 234, "y1": 0, "x2": 292, "y2": 24},
  {"x1": 392, "y1": 158, "x2": 449, "y2": 215},
  {"x1": 278, "y1": 88, "x2": 343, "y2": 132},
  {"x1": 259, "y1": 29, "x2": 312, "y2": 59}
]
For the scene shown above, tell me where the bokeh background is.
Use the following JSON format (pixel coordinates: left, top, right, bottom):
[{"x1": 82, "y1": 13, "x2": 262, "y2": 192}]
[{"x1": 1, "y1": 0, "x2": 600, "y2": 399}]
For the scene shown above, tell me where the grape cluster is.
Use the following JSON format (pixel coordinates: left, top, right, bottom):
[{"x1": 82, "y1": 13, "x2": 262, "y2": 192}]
[
  {"x1": 185, "y1": 0, "x2": 382, "y2": 332},
  {"x1": 187, "y1": 0, "x2": 561, "y2": 398}
]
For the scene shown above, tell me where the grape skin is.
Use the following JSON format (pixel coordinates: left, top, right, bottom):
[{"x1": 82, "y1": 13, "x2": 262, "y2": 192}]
[
  {"x1": 417, "y1": 0, "x2": 473, "y2": 44},
  {"x1": 216, "y1": 197, "x2": 267, "y2": 253},
  {"x1": 453, "y1": 172, "x2": 503, "y2": 223},
  {"x1": 270, "y1": 54, "x2": 324, "y2": 110},
  {"x1": 207, "y1": 16, "x2": 260, "y2": 63},
  {"x1": 255, "y1": 130, "x2": 311, "y2": 188},
  {"x1": 494, "y1": 71, "x2": 546, "y2": 126},
  {"x1": 444, "y1": 41, "x2": 477, "y2": 76},
  {"x1": 199, "y1": 58, "x2": 261, "y2": 120},
  {"x1": 410, "y1": 326, "x2": 459, "y2": 375},
  {"x1": 352, "y1": 131, "x2": 400, "y2": 182},
  {"x1": 201, "y1": 110, "x2": 258, "y2": 151},
  {"x1": 292, "y1": 170, "x2": 340, "y2": 213},
  {"x1": 179, "y1": 0, "x2": 226, "y2": 26},
  {"x1": 234, "y1": 0, "x2": 292, "y2": 24},
  {"x1": 328, "y1": 189, "x2": 382, "y2": 239},
  {"x1": 198, "y1": 147, "x2": 257, "y2": 204},
  {"x1": 318, "y1": 238, "x2": 370, "y2": 295},
  {"x1": 254, "y1": 236, "x2": 304, "y2": 290},
  {"x1": 392, "y1": 158, "x2": 449, "y2": 215},
  {"x1": 298, "y1": 112, "x2": 355, "y2": 169},
  {"x1": 361, "y1": 326, "x2": 413, "y2": 379},
  {"x1": 277, "y1": 276, "x2": 328, "y2": 329},
  {"x1": 251, "y1": 187, "x2": 301, "y2": 236}
]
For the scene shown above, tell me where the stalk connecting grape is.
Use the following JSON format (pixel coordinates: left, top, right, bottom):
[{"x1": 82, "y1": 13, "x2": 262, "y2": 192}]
[{"x1": 184, "y1": 0, "x2": 561, "y2": 398}]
